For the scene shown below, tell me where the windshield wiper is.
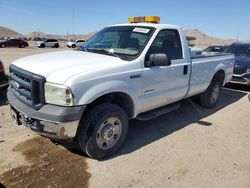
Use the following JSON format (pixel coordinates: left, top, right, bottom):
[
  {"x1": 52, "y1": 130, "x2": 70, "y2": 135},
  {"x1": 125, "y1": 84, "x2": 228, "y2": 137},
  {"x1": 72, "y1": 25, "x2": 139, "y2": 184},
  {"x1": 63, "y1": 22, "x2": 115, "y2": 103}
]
[
  {"x1": 87, "y1": 48, "x2": 121, "y2": 58},
  {"x1": 76, "y1": 46, "x2": 88, "y2": 52}
]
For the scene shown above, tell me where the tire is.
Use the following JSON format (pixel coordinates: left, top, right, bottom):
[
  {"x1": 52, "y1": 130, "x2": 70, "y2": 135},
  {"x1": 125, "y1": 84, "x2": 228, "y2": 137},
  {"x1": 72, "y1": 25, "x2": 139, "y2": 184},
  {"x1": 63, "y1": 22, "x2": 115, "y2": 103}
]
[
  {"x1": 54, "y1": 43, "x2": 59, "y2": 48},
  {"x1": 1, "y1": 44, "x2": 6, "y2": 48},
  {"x1": 40, "y1": 43, "x2": 45, "y2": 48},
  {"x1": 19, "y1": 44, "x2": 25, "y2": 48},
  {"x1": 199, "y1": 79, "x2": 222, "y2": 108},
  {"x1": 72, "y1": 44, "x2": 76, "y2": 48},
  {"x1": 77, "y1": 103, "x2": 129, "y2": 160}
]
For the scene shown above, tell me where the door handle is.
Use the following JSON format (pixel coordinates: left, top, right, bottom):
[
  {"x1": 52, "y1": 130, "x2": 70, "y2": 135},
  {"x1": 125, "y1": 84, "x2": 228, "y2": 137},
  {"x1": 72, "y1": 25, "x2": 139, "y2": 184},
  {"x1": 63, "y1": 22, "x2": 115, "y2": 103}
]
[{"x1": 183, "y1": 65, "x2": 188, "y2": 75}]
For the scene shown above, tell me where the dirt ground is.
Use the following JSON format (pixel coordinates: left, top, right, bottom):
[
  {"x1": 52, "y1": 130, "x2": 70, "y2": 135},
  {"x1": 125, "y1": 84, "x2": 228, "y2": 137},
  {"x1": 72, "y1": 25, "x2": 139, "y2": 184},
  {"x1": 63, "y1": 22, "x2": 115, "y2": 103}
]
[{"x1": 0, "y1": 48, "x2": 249, "y2": 188}]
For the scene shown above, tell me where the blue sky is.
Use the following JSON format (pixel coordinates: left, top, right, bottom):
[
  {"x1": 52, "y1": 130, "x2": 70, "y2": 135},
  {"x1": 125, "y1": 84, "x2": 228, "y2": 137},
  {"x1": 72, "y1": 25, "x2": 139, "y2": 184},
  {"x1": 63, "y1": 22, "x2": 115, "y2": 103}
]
[{"x1": 0, "y1": 0, "x2": 250, "y2": 40}]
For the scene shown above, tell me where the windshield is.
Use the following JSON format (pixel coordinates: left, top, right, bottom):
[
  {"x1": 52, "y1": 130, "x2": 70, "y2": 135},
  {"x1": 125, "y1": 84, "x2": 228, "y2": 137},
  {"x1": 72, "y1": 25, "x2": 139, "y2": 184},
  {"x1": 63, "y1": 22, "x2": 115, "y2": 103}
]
[
  {"x1": 80, "y1": 26, "x2": 154, "y2": 60},
  {"x1": 224, "y1": 44, "x2": 250, "y2": 57}
]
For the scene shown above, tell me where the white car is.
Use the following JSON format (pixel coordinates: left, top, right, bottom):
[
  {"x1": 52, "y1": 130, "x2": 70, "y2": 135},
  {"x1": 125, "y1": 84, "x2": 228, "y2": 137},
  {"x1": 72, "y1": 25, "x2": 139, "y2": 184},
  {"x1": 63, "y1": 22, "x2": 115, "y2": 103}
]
[
  {"x1": 8, "y1": 16, "x2": 234, "y2": 160},
  {"x1": 36, "y1": 39, "x2": 59, "y2": 48},
  {"x1": 66, "y1": 39, "x2": 85, "y2": 48}
]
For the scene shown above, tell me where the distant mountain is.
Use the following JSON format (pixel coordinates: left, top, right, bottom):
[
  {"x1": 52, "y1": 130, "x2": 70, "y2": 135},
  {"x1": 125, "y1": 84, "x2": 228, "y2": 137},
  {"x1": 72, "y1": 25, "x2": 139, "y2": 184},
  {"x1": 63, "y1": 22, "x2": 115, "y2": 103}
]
[
  {"x1": 0, "y1": 26, "x2": 23, "y2": 38},
  {"x1": 0, "y1": 26, "x2": 248, "y2": 48},
  {"x1": 184, "y1": 29, "x2": 236, "y2": 48}
]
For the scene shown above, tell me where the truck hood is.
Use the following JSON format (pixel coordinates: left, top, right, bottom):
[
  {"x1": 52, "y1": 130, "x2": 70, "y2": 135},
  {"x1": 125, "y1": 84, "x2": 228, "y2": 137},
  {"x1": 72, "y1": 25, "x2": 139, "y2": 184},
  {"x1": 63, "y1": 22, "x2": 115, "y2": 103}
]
[
  {"x1": 235, "y1": 56, "x2": 250, "y2": 68},
  {"x1": 12, "y1": 50, "x2": 125, "y2": 84}
]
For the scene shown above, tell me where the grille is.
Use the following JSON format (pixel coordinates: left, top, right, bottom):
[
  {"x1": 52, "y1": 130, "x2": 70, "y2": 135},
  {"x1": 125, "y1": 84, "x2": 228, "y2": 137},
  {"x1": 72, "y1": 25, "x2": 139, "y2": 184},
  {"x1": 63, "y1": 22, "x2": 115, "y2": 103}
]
[
  {"x1": 9, "y1": 65, "x2": 45, "y2": 109},
  {"x1": 233, "y1": 66, "x2": 247, "y2": 75}
]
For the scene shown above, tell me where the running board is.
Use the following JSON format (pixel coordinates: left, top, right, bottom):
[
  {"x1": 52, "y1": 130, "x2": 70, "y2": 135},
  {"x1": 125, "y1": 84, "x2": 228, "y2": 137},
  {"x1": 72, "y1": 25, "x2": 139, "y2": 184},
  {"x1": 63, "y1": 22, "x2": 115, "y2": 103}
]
[{"x1": 136, "y1": 103, "x2": 180, "y2": 121}]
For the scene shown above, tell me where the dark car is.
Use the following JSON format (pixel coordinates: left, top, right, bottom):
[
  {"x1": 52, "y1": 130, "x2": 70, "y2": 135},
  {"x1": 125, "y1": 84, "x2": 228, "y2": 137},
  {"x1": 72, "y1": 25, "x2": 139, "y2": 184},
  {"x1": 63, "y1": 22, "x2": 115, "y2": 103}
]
[
  {"x1": 0, "y1": 60, "x2": 9, "y2": 89},
  {"x1": 224, "y1": 42, "x2": 250, "y2": 85},
  {"x1": 204, "y1": 45, "x2": 227, "y2": 53},
  {"x1": 0, "y1": 39, "x2": 29, "y2": 48}
]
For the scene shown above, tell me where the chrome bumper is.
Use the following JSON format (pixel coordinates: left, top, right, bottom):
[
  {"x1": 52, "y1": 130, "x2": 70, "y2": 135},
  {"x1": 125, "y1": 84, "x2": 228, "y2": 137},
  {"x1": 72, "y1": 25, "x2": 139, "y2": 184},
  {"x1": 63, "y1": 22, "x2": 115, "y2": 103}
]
[
  {"x1": 9, "y1": 105, "x2": 80, "y2": 140},
  {"x1": 8, "y1": 89, "x2": 86, "y2": 140}
]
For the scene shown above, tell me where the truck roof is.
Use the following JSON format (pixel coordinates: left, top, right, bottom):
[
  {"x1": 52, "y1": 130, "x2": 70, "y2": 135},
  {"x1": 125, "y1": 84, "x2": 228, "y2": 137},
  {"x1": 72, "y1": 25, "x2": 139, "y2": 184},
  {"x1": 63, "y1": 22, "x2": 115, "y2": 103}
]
[{"x1": 110, "y1": 23, "x2": 182, "y2": 30}]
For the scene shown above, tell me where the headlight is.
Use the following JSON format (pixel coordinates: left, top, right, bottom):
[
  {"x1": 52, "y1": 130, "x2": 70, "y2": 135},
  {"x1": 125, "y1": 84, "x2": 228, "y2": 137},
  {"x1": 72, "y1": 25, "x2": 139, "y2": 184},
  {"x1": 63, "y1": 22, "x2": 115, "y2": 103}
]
[{"x1": 45, "y1": 82, "x2": 74, "y2": 106}]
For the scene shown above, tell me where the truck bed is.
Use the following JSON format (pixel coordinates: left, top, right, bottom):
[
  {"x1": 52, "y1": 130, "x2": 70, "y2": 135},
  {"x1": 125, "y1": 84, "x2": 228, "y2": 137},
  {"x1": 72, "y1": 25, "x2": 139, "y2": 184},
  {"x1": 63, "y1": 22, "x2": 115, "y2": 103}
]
[{"x1": 187, "y1": 53, "x2": 234, "y2": 97}]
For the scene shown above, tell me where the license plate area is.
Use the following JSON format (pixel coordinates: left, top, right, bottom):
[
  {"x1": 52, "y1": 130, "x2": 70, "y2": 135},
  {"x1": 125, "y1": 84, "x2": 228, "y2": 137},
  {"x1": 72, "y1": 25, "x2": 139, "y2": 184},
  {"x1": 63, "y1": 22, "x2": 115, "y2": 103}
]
[{"x1": 10, "y1": 107, "x2": 22, "y2": 125}]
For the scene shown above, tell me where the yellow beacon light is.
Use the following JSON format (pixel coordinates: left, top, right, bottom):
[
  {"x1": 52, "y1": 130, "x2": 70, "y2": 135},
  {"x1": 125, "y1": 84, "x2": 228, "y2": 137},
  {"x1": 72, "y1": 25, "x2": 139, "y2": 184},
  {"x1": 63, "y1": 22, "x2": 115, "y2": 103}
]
[{"x1": 128, "y1": 16, "x2": 160, "y2": 23}]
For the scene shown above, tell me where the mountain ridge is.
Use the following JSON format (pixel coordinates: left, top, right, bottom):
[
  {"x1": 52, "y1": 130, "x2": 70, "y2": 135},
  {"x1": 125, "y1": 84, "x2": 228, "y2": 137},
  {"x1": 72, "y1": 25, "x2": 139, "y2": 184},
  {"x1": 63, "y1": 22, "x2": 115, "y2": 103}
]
[{"x1": 1, "y1": 26, "x2": 248, "y2": 48}]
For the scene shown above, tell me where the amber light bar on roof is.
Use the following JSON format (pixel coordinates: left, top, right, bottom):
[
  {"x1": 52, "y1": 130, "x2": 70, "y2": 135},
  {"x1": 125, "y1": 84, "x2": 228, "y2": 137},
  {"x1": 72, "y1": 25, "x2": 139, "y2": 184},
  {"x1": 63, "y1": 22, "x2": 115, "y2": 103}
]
[{"x1": 128, "y1": 16, "x2": 160, "y2": 23}]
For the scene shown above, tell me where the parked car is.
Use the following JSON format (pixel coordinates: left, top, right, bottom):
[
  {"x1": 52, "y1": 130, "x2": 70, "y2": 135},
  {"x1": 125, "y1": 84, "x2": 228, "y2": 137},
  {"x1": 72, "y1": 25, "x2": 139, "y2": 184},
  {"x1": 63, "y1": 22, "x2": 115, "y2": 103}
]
[
  {"x1": 225, "y1": 42, "x2": 250, "y2": 85},
  {"x1": 0, "y1": 39, "x2": 28, "y2": 48},
  {"x1": 66, "y1": 39, "x2": 85, "y2": 48},
  {"x1": 36, "y1": 39, "x2": 59, "y2": 48},
  {"x1": 7, "y1": 16, "x2": 234, "y2": 159},
  {"x1": 190, "y1": 47, "x2": 203, "y2": 57},
  {"x1": 0, "y1": 60, "x2": 9, "y2": 89},
  {"x1": 204, "y1": 45, "x2": 227, "y2": 53}
]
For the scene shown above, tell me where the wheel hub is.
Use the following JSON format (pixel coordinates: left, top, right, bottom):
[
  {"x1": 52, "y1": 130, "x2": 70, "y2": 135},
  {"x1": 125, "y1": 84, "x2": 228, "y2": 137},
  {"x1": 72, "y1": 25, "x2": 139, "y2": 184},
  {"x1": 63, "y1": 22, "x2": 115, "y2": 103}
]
[
  {"x1": 211, "y1": 85, "x2": 220, "y2": 103},
  {"x1": 102, "y1": 125, "x2": 114, "y2": 140},
  {"x1": 96, "y1": 117, "x2": 122, "y2": 149}
]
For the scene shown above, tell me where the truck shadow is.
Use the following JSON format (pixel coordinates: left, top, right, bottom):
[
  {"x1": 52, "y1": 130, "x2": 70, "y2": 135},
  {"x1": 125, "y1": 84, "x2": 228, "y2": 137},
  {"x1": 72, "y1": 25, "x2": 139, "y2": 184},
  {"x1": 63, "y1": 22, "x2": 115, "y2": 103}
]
[
  {"x1": 224, "y1": 83, "x2": 250, "y2": 92},
  {"x1": 60, "y1": 88, "x2": 247, "y2": 160},
  {"x1": 111, "y1": 88, "x2": 247, "y2": 159}
]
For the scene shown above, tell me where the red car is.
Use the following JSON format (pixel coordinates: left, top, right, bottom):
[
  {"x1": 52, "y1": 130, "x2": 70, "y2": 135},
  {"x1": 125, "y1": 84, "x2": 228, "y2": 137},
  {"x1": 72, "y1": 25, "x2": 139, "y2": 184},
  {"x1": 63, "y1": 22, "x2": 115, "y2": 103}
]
[
  {"x1": 0, "y1": 39, "x2": 28, "y2": 48},
  {"x1": 0, "y1": 60, "x2": 9, "y2": 89}
]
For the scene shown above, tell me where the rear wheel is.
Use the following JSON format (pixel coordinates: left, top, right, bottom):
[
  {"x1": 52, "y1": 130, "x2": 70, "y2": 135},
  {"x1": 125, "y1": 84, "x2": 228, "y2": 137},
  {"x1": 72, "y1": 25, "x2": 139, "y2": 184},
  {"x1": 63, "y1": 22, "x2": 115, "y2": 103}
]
[
  {"x1": 72, "y1": 44, "x2": 76, "y2": 48},
  {"x1": 40, "y1": 43, "x2": 45, "y2": 48},
  {"x1": 1, "y1": 44, "x2": 6, "y2": 48},
  {"x1": 19, "y1": 44, "x2": 25, "y2": 48},
  {"x1": 199, "y1": 79, "x2": 222, "y2": 108},
  {"x1": 77, "y1": 103, "x2": 129, "y2": 160},
  {"x1": 54, "y1": 43, "x2": 59, "y2": 48}
]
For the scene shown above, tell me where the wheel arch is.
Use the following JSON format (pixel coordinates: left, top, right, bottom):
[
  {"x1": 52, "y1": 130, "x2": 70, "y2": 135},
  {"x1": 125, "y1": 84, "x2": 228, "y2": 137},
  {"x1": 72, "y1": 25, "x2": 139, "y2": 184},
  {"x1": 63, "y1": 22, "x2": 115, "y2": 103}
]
[
  {"x1": 85, "y1": 92, "x2": 135, "y2": 119},
  {"x1": 212, "y1": 69, "x2": 225, "y2": 85}
]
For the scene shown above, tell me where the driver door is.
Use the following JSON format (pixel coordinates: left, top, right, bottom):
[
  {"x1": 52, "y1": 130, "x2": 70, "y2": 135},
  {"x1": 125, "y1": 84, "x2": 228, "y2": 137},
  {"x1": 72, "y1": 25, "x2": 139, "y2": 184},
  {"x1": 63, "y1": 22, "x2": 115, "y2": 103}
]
[{"x1": 142, "y1": 29, "x2": 190, "y2": 112}]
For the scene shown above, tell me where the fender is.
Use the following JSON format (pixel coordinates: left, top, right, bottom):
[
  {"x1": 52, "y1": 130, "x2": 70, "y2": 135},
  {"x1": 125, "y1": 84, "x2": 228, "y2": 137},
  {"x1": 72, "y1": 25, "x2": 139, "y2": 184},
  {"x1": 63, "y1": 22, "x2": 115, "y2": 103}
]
[{"x1": 75, "y1": 80, "x2": 140, "y2": 117}]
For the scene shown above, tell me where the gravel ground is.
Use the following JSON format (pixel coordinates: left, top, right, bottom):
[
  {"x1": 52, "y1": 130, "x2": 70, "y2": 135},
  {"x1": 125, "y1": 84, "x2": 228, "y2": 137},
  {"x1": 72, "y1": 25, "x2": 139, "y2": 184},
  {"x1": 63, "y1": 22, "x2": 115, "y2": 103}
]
[{"x1": 0, "y1": 48, "x2": 249, "y2": 188}]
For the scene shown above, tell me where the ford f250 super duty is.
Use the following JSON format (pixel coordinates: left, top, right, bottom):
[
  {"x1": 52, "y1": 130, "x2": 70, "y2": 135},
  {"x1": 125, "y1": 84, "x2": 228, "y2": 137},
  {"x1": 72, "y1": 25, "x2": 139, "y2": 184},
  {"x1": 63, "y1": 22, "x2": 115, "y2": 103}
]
[{"x1": 7, "y1": 16, "x2": 234, "y2": 159}]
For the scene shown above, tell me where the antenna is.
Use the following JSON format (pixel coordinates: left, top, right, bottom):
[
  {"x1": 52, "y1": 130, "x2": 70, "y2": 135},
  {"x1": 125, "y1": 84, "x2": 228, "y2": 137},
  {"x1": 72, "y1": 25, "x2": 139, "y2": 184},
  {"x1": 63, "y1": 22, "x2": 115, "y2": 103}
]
[
  {"x1": 73, "y1": 8, "x2": 75, "y2": 36},
  {"x1": 236, "y1": 32, "x2": 239, "y2": 41}
]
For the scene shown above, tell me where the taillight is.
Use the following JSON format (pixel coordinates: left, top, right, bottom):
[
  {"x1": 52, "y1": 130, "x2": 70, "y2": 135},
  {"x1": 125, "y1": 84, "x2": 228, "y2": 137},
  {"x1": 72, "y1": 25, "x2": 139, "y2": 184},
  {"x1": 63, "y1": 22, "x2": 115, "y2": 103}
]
[{"x1": 0, "y1": 63, "x2": 4, "y2": 72}]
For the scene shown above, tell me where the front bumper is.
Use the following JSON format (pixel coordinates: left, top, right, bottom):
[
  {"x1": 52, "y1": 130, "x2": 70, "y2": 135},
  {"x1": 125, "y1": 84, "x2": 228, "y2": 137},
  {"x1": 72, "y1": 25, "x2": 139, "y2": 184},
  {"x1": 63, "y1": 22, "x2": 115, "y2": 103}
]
[
  {"x1": 7, "y1": 89, "x2": 86, "y2": 140},
  {"x1": 230, "y1": 74, "x2": 250, "y2": 85}
]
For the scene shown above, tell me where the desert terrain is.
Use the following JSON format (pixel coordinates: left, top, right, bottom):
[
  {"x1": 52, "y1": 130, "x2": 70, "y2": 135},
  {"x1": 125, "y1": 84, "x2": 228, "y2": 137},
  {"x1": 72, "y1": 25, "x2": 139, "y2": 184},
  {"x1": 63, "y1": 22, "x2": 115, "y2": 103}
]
[{"x1": 0, "y1": 47, "x2": 249, "y2": 187}]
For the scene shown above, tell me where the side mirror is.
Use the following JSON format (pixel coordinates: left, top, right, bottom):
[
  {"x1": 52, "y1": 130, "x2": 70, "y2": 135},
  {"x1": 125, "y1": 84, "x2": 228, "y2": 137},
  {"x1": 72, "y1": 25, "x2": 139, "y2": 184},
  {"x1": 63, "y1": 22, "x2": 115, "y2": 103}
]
[{"x1": 146, "y1": 53, "x2": 171, "y2": 67}]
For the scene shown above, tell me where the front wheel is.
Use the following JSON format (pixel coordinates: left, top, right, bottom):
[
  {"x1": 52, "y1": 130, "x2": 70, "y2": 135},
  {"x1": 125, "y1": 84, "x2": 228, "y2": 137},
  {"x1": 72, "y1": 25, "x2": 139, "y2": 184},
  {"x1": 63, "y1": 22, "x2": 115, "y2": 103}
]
[
  {"x1": 1, "y1": 44, "x2": 6, "y2": 48},
  {"x1": 199, "y1": 79, "x2": 222, "y2": 108},
  {"x1": 77, "y1": 103, "x2": 129, "y2": 160}
]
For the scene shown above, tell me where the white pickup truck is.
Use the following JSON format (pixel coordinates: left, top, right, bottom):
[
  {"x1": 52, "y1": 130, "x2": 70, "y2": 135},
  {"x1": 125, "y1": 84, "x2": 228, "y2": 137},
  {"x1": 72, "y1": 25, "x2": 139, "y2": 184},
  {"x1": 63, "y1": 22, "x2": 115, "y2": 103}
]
[{"x1": 8, "y1": 16, "x2": 234, "y2": 159}]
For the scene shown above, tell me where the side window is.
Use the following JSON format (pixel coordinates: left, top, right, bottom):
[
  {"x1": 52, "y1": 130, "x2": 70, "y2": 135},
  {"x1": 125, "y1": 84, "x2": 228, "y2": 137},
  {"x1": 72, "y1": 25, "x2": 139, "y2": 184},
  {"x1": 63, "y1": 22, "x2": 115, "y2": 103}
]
[{"x1": 146, "y1": 29, "x2": 183, "y2": 61}]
